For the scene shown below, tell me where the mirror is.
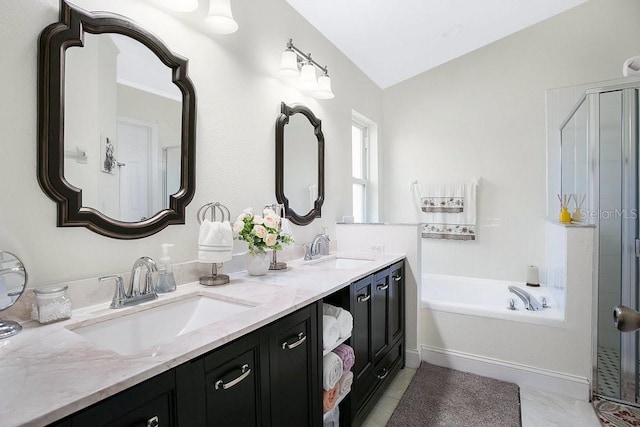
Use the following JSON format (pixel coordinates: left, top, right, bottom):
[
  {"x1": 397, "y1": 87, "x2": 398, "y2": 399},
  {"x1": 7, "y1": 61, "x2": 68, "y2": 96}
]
[
  {"x1": 38, "y1": 1, "x2": 196, "y2": 239},
  {"x1": 275, "y1": 102, "x2": 325, "y2": 226},
  {"x1": 0, "y1": 251, "x2": 27, "y2": 339},
  {"x1": 560, "y1": 97, "x2": 588, "y2": 198}
]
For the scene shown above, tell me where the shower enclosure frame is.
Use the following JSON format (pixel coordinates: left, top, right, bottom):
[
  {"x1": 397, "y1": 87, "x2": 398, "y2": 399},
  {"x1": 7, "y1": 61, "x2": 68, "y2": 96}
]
[{"x1": 560, "y1": 79, "x2": 640, "y2": 404}]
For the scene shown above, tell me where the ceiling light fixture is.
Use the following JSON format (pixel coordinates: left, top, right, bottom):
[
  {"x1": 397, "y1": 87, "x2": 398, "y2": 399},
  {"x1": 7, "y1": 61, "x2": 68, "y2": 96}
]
[
  {"x1": 276, "y1": 39, "x2": 335, "y2": 100},
  {"x1": 206, "y1": 0, "x2": 239, "y2": 35}
]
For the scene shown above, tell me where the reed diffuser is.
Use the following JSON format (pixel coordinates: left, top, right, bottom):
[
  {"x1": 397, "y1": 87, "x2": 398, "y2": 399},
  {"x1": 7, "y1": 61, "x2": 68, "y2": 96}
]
[
  {"x1": 557, "y1": 194, "x2": 572, "y2": 224},
  {"x1": 572, "y1": 194, "x2": 586, "y2": 222}
]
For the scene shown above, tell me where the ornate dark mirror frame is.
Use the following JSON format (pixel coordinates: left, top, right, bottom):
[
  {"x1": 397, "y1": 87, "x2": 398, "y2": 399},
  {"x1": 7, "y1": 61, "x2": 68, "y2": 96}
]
[
  {"x1": 275, "y1": 102, "x2": 325, "y2": 226},
  {"x1": 37, "y1": 1, "x2": 196, "y2": 239}
]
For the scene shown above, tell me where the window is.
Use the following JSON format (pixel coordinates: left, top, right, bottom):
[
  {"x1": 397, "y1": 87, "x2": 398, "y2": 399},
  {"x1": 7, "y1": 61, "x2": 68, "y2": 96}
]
[{"x1": 351, "y1": 121, "x2": 368, "y2": 223}]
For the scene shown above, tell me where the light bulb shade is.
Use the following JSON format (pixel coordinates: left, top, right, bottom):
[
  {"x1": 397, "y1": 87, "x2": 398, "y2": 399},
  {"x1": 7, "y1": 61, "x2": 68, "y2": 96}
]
[
  {"x1": 156, "y1": 0, "x2": 199, "y2": 12},
  {"x1": 206, "y1": 0, "x2": 239, "y2": 34},
  {"x1": 298, "y1": 62, "x2": 318, "y2": 92},
  {"x1": 276, "y1": 50, "x2": 300, "y2": 79},
  {"x1": 313, "y1": 74, "x2": 335, "y2": 99}
]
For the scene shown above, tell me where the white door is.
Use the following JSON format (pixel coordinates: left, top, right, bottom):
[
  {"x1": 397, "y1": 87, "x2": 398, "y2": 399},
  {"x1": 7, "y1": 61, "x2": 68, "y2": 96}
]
[{"x1": 117, "y1": 119, "x2": 155, "y2": 222}]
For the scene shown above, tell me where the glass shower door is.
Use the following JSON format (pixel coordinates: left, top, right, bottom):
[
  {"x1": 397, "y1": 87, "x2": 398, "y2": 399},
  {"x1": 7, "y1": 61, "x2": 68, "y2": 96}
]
[{"x1": 596, "y1": 90, "x2": 625, "y2": 400}]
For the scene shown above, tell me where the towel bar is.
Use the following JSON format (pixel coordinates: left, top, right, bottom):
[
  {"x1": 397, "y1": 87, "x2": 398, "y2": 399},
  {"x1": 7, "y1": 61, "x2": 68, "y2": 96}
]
[{"x1": 198, "y1": 202, "x2": 231, "y2": 286}]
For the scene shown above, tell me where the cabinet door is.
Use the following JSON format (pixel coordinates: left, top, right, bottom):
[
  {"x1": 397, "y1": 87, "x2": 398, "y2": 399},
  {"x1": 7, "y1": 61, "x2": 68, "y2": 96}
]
[
  {"x1": 351, "y1": 275, "x2": 375, "y2": 410},
  {"x1": 203, "y1": 332, "x2": 268, "y2": 427},
  {"x1": 267, "y1": 304, "x2": 320, "y2": 427},
  {"x1": 71, "y1": 369, "x2": 176, "y2": 427},
  {"x1": 388, "y1": 261, "x2": 404, "y2": 345},
  {"x1": 372, "y1": 269, "x2": 390, "y2": 362}
]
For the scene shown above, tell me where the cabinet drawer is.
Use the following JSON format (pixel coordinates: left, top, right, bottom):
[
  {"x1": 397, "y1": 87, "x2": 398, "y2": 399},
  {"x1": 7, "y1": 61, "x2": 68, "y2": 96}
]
[{"x1": 71, "y1": 370, "x2": 176, "y2": 427}]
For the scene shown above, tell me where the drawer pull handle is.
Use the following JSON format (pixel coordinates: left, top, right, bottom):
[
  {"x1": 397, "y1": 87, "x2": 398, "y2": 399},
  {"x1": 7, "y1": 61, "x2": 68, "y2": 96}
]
[
  {"x1": 357, "y1": 293, "x2": 371, "y2": 302},
  {"x1": 282, "y1": 332, "x2": 306, "y2": 350},
  {"x1": 147, "y1": 416, "x2": 159, "y2": 427},
  {"x1": 393, "y1": 275, "x2": 402, "y2": 282},
  {"x1": 377, "y1": 284, "x2": 389, "y2": 291},
  {"x1": 215, "y1": 364, "x2": 251, "y2": 390},
  {"x1": 377, "y1": 368, "x2": 389, "y2": 380}
]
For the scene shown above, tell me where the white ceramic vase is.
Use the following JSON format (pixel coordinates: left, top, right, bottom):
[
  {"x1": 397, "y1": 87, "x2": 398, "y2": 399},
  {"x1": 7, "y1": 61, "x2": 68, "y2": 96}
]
[{"x1": 245, "y1": 251, "x2": 271, "y2": 276}]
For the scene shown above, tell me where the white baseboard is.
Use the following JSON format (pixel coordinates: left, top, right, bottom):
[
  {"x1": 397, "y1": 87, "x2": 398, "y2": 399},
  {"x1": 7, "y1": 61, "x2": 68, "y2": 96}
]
[
  {"x1": 420, "y1": 345, "x2": 590, "y2": 401},
  {"x1": 405, "y1": 349, "x2": 420, "y2": 368}
]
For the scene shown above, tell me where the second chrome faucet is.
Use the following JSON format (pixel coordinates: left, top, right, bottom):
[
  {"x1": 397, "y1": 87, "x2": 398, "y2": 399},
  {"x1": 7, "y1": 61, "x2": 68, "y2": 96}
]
[{"x1": 99, "y1": 256, "x2": 158, "y2": 309}]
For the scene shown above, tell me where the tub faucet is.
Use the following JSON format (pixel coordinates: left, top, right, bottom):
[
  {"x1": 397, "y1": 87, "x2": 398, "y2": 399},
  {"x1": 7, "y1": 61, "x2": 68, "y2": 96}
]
[
  {"x1": 304, "y1": 232, "x2": 330, "y2": 260},
  {"x1": 508, "y1": 286, "x2": 543, "y2": 311},
  {"x1": 99, "y1": 256, "x2": 158, "y2": 309}
]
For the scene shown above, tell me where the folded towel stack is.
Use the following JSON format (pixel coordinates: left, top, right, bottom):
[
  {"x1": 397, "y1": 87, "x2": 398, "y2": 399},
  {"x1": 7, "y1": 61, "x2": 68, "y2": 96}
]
[
  {"x1": 338, "y1": 370, "x2": 353, "y2": 397},
  {"x1": 332, "y1": 344, "x2": 355, "y2": 373},
  {"x1": 323, "y1": 352, "x2": 344, "y2": 391},
  {"x1": 198, "y1": 220, "x2": 234, "y2": 263},
  {"x1": 323, "y1": 303, "x2": 353, "y2": 339},
  {"x1": 322, "y1": 383, "x2": 339, "y2": 413},
  {"x1": 323, "y1": 315, "x2": 340, "y2": 350}
]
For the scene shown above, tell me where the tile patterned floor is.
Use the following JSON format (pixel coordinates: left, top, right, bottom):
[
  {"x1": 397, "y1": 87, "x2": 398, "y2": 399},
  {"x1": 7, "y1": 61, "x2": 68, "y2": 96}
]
[
  {"x1": 361, "y1": 366, "x2": 602, "y2": 427},
  {"x1": 598, "y1": 346, "x2": 620, "y2": 397}
]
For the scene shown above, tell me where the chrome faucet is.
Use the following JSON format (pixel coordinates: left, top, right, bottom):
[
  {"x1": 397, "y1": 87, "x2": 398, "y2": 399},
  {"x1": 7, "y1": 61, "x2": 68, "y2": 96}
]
[
  {"x1": 508, "y1": 286, "x2": 543, "y2": 311},
  {"x1": 304, "y1": 231, "x2": 330, "y2": 260},
  {"x1": 99, "y1": 256, "x2": 158, "y2": 309}
]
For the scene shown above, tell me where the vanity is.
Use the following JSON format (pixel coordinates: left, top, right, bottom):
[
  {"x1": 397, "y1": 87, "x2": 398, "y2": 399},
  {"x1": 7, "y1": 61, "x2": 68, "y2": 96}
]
[
  {"x1": 3, "y1": 2, "x2": 408, "y2": 425},
  {"x1": 1, "y1": 255, "x2": 405, "y2": 427}
]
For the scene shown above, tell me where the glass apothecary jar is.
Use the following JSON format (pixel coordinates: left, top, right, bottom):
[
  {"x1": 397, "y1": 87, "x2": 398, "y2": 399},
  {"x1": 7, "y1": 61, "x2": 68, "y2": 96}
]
[{"x1": 31, "y1": 285, "x2": 72, "y2": 324}]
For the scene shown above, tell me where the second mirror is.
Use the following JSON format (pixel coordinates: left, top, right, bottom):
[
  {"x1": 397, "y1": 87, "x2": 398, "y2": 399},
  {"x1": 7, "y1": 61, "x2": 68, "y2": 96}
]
[{"x1": 275, "y1": 103, "x2": 325, "y2": 226}]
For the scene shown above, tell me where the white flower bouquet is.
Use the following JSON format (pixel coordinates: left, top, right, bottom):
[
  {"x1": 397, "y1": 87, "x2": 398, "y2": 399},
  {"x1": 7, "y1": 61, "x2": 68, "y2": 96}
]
[{"x1": 233, "y1": 207, "x2": 294, "y2": 254}]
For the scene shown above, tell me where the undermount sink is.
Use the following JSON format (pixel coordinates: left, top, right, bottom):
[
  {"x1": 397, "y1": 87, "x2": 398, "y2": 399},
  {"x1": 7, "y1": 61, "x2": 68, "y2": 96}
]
[
  {"x1": 67, "y1": 296, "x2": 253, "y2": 355},
  {"x1": 306, "y1": 255, "x2": 375, "y2": 270}
]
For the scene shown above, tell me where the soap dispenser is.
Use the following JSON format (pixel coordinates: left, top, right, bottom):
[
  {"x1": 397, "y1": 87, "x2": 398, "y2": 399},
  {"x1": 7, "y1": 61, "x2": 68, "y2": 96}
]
[{"x1": 156, "y1": 243, "x2": 177, "y2": 293}]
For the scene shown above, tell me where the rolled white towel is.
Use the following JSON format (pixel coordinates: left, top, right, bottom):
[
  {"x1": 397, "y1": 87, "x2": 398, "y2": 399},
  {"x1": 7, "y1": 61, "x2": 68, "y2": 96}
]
[
  {"x1": 338, "y1": 371, "x2": 354, "y2": 396},
  {"x1": 323, "y1": 315, "x2": 340, "y2": 350},
  {"x1": 323, "y1": 303, "x2": 354, "y2": 339},
  {"x1": 323, "y1": 352, "x2": 344, "y2": 391}
]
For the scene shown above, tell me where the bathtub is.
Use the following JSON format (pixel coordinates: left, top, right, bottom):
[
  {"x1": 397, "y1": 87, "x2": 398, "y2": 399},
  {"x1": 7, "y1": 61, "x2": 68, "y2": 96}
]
[{"x1": 421, "y1": 274, "x2": 565, "y2": 327}]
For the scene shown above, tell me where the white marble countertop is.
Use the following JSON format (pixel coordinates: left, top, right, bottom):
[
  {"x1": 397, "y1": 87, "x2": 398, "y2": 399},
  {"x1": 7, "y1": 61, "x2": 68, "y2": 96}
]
[{"x1": 0, "y1": 252, "x2": 404, "y2": 427}]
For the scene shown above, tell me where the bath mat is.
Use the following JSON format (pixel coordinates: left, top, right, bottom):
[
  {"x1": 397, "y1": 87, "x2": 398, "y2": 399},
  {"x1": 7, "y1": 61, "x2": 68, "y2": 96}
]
[
  {"x1": 594, "y1": 397, "x2": 640, "y2": 426},
  {"x1": 387, "y1": 362, "x2": 521, "y2": 427}
]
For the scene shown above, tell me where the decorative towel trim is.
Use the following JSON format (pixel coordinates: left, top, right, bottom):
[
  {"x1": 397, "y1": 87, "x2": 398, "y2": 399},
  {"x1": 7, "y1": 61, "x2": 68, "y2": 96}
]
[
  {"x1": 421, "y1": 197, "x2": 464, "y2": 213},
  {"x1": 422, "y1": 223, "x2": 476, "y2": 240}
]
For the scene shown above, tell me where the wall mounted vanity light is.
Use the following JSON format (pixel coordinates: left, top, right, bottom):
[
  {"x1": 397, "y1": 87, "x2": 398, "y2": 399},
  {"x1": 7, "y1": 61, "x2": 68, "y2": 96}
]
[
  {"x1": 154, "y1": 0, "x2": 239, "y2": 35},
  {"x1": 277, "y1": 39, "x2": 335, "y2": 100},
  {"x1": 205, "y1": 0, "x2": 239, "y2": 34}
]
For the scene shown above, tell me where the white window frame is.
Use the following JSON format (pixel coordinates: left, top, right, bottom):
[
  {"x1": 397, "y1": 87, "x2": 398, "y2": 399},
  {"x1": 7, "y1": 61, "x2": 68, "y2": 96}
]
[{"x1": 352, "y1": 120, "x2": 369, "y2": 222}]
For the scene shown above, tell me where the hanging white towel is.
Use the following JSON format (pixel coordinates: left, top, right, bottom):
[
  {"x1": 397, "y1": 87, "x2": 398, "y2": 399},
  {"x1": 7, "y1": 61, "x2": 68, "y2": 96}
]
[
  {"x1": 412, "y1": 179, "x2": 479, "y2": 241},
  {"x1": 198, "y1": 219, "x2": 233, "y2": 263}
]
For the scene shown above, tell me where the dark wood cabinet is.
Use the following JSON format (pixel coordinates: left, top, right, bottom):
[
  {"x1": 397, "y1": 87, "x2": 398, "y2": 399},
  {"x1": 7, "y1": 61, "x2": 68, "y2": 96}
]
[
  {"x1": 372, "y1": 269, "x2": 390, "y2": 362},
  {"x1": 204, "y1": 332, "x2": 267, "y2": 426},
  {"x1": 267, "y1": 304, "x2": 321, "y2": 427},
  {"x1": 46, "y1": 259, "x2": 404, "y2": 427},
  {"x1": 350, "y1": 260, "x2": 405, "y2": 426},
  {"x1": 176, "y1": 303, "x2": 320, "y2": 427}
]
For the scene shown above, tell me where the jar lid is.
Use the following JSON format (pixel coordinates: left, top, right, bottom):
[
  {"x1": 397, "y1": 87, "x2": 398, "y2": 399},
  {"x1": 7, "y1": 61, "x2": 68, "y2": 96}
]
[{"x1": 33, "y1": 285, "x2": 68, "y2": 295}]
